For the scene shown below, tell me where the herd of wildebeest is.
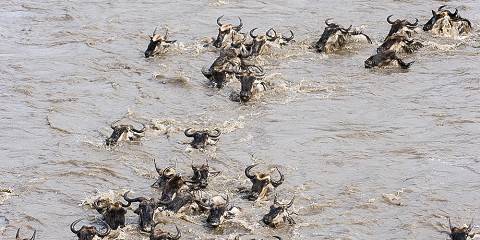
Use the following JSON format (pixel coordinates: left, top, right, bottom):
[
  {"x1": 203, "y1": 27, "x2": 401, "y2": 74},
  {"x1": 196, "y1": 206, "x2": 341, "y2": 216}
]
[{"x1": 11, "y1": 5, "x2": 477, "y2": 240}]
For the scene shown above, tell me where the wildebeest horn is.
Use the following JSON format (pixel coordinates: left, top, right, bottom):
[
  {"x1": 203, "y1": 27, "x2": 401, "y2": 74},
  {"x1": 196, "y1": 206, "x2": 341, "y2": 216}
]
[
  {"x1": 271, "y1": 167, "x2": 284, "y2": 187},
  {"x1": 233, "y1": 17, "x2": 243, "y2": 31},
  {"x1": 154, "y1": 159, "x2": 162, "y2": 175},
  {"x1": 438, "y1": 5, "x2": 447, "y2": 11},
  {"x1": 70, "y1": 218, "x2": 83, "y2": 234},
  {"x1": 16, "y1": 228, "x2": 36, "y2": 240},
  {"x1": 184, "y1": 128, "x2": 196, "y2": 137},
  {"x1": 325, "y1": 18, "x2": 335, "y2": 27},
  {"x1": 282, "y1": 30, "x2": 294, "y2": 42},
  {"x1": 123, "y1": 191, "x2": 146, "y2": 203},
  {"x1": 170, "y1": 225, "x2": 181, "y2": 240},
  {"x1": 273, "y1": 237, "x2": 282, "y2": 240},
  {"x1": 95, "y1": 219, "x2": 111, "y2": 237},
  {"x1": 152, "y1": 27, "x2": 158, "y2": 37},
  {"x1": 407, "y1": 18, "x2": 418, "y2": 26},
  {"x1": 245, "y1": 164, "x2": 258, "y2": 179},
  {"x1": 250, "y1": 28, "x2": 258, "y2": 38},
  {"x1": 132, "y1": 123, "x2": 146, "y2": 133},
  {"x1": 266, "y1": 28, "x2": 277, "y2": 40},
  {"x1": 387, "y1": 15, "x2": 395, "y2": 24},
  {"x1": 217, "y1": 15, "x2": 224, "y2": 26},
  {"x1": 448, "y1": 9, "x2": 458, "y2": 18},
  {"x1": 207, "y1": 128, "x2": 221, "y2": 138}
]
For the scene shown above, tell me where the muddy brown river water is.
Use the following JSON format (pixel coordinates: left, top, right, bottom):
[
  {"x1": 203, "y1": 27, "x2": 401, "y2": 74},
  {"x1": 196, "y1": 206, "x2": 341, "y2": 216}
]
[{"x1": 1, "y1": 0, "x2": 480, "y2": 239}]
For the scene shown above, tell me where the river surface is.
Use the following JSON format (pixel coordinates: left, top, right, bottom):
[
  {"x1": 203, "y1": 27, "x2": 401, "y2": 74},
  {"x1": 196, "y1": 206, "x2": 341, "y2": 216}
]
[{"x1": 1, "y1": 0, "x2": 480, "y2": 239}]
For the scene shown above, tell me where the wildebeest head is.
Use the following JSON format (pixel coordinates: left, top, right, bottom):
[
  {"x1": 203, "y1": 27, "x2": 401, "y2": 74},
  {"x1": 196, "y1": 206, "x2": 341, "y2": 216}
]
[
  {"x1": 213, "y1": 15, "x2": 243, "y2": 48},
  {"x1": 365, "y1": 50, "x2": 414, "y2": 69},
  {"x1": 245, "y1": 164, "x2": 284, "y2": 201},
  {"x1": 152, "y1": 159, "x2": 177, "y2": 189},
  {"x1": 16, "y1": 228, "x2": 36, "y2": 240},
  {"x1": 446, "y1": 217, "x2": 475, "y2": 240},
  {"x1": 187, "y1": 162, "x2": 219, "y2": 189},
  {"x1": 106, "y1": 120, "x2": 146, "y2": 146},
  {"x1": 385, "y1": 15, "x2": 418, "y2": 39},
  {"x1": 196, "y1": 195, "x2": 230, "y2": 228},
  {"x1": 123, "y1": 191, "x2": 159, "y2": 232},
  {"x1": 315, "y1": 19, "x2": 352, "y2": 53},
  {"x1": 202, "y1": 49, "x2": 242, "y2": 88},
  {"x1": 160, "y1": 175, "x2": 188, "y2": 203},
  {"x1": 184, "y1": 128, "x2": 221, "y2": 149},
  {"x1": 377, "y1": 35, "x2": 423, "y2": 54},
  {"x1": 235, "y1": 65, "x2": 266, "y2": 102},
  {"x1": 262, "y1": 28, "x2": 295, "y2": 46},
  {"x1": 70, "y1": 218, "x2": 111, "y2": 240},
  {"x1": 423, "y1": 6, "x2": 472, "y2": 35},
  {"x1": 247, "y1": 28, "x2": 277, "y2": 56},
  {"x1": 150, "y1": 223, "x2": 181, "y2": 240},
  {"x1": 145, "y1": 28, "x2": 177, "y2": 58},
  {"x1": 262, "y1": 195, "x2": 295, "y2": 228},
  {"x1": 93, "y1": 198, "x2": 130, "y2": 230}
]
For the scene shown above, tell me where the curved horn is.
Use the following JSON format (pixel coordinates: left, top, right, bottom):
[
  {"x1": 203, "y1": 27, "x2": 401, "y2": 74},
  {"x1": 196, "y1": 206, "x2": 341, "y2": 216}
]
[
  {"x1": 95, "y1": 219, "x2": 111, "y2": 237},
  {"x1": 16, "y1": 228, "x2": 20, "y2": 239},
  {"x1": 207, "y1": 128, "x2": 221, "y2": 138},
  {"x1": 70, "y1": 218, "x2": 83, "y2": 234},
  {"x1": 152, "y1": 27, "x2": 158, "y2": 37},
  {"x1": 266, "y1": 28, "x2": 278, "y2": 40},
  {"x1": 132, "y1": 123, "x2": 146, "y2": 133},
  {"x1": 250, "y1": 28, "x2": 258, "y2": 38},
  {"x1": 325, "y1": 18, "x2": 334, "y2": 27},
  {"x1": 217, "y1": 15, "x2": 224, "y2": 26},
  {"x1": 184, "y1": 128, "x2": 196, "y2": 137},
  {"x1": 273, "y1": 237, "x2": 282, "y2": 240},
  {"x1": 123, "y1": 191, "x2": 145, "y2": 203},
  {"x1": 30, "y1": 230, "x2": 36, "y2": 240},
  {"x1": 245, "y1": 164, "x2": 258, "y2": 179},
  {"x1": 407, "y1": 18, "x2": 419, "y2": 26},
  {"x1": 387, "y1": 15, "x2": 395, "y2": 24},
  {"x1": 285, "y1": 196, "x2": 295, "y2": 209},
  {"x1": 282, "y1": 30, "x2": 294, "y2": 42},
  {"x1": 271, "y1": 167, "x2": 284, "y2": 187},
  {"x1": 438, "y1": 5, "x2": 447, "y2": 11},
  {"x1": 233, "y1": 17, "x2": 243, "y2": 31},
  {"x1": 171, "y1": 225, "x2": 181, "y2": 240}
]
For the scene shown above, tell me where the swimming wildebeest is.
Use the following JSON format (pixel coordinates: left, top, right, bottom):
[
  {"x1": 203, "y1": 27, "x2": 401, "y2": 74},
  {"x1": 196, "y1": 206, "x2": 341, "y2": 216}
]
[
  {"x1": 444, "y1": 217, "x2": 475, "y2": 240},
  {"x1": 187, "y1": 162, "x2": 220, "y2": 189},
  {"x1": 184, "y1": 128, "x2": 221, "y2": 149},
  {"x1": 92, "y1": 198, "x2": 129, "y2": 230},
  {"x1": 159, "y1": 175, "x2": 189, "y2": 203},
  {"x1": 202, "y1": 49, "x2": 243, "y2": 88},
  {"x1": 123, "y1": 191, "x2": 161, "y2": 231},
  {"x1": 245, "y1": 164, "x2": 284, "y2": 201},
  {"x1": 262, "y1": 195, "x2": 295, "y2": 228},
  {"x1": 315, "y1": 19, "x2": 372, "y2": 53},
  {"x1": 144, "y1": 27, "x2": 177, "y2": 58},
  {"x1": 385, "y1": 15, "x2": 419, "y2": 39},
  {"x1": 151, "y1": 159, "x2": 176, "y2": 190},
  {"x1": 150, "y1": 222, "x2": 181, "y2": 240},
  {"x1": 213, "y1": 15, "x2": 244, "y2": 48},
  {"x1": 261, "y1": 28, "x2": 295, "y2": 46},
  {"x1": 15, "y1": 228, "x2": 36, "y2": 240},
  {"x1": 158, "y1": 191, "x2": 195, "y2": 213},
  {"x1": 377, "y1": 35, "x2": 423, "y2": 54},
  {"x1": 246, "y1": 28, "x2": 277, "y2": 56},
  {"x1": 70, "y1": 218, "x2": 111, "y2": 240},
  {"x1": 235, "y1": 65, "x2": 267, "y2": 102},
  {"x1": 106, "y1": 120, "x2": 145, "y2": 146},
  {"x1": 196, "y1": 195, "x2": 232, "y2": 228},
  {"x1": 423, "y1": 6, "x2": 472, "y2": 36},
  {"x1": 365, "y1": 50, "x2": 414, "y2": 69}
]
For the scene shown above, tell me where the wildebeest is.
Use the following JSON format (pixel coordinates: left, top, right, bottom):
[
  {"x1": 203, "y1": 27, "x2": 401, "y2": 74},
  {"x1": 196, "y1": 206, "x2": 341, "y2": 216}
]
[
  {"x1": 262, "y1": 194, "x2": 295, "y2": 228},
  {"x1": 202, "y1": 48, "x2": 243, "y2": 88},
  {"x1": 158, "y1": 191, "x2": 195, "y2": 213},
  {"x1": 151, "y1": 159, "x2": 177, "y2": 190},
  {"x1": 235, "y1": 65, "x2": 267, "y2": 102},
  {"x1": 385, "y1": 15, "x2": 419, "y2": 39},
  {"x1": 365, "y1": 50, "x2": 414, "y2": 69},
  {"x1": 15, "y1": 228, "x2": 36, "y2": 240},
  {"x1": 123, "y1": 191, "x2": 160, "y2": 232},
  {"x1": 92, "y1": 198, "x2": 129, "y2": 230},
  {"x1": 377, "y1": 35, "x2": 423, "y2": 54},
  {"x1": 246, "y1": 28, "x2": 276, "y2": 56},
  {"x1": 160, "y1": 175, "x2": 189, "y2": 203},
  {"x1": 245, "y1": 164, "x2": 284, "y2": 201},
  {"x1": 187, "y1": 162, "x2": 220, "y2": 189},
  {"x1": 144, "y1": 27, "x2": 177, "y2": 58},
  {"x1": 213, "y1": 15, "x2": 244, "y2": 48},
  {"x1": 315, "y1": 19, "x2": 372, "y2": 53},
  {"x1": 196, "y1": 195, "x2": 232, "y2": 228},
  {"x1": 445, "y1": 217, "x2": 475, "y2": 240},
  {"x1": 423, "y1": 6, "x2": 472, "y2": 36},
  {"x1": 106, "y1": 120, "x2": 145, "y2": 146},
  {"x1": 70, "y1": 218, "x2": 111, "y2": 240},
  {"x1": 184, "y1": 128, "x2": 221, "y2": 149},
  {"x1": 262, "y1": 28, "x2": 295, "y2": 46},
  {"x1": 150, "y1": 222, "x2": 181, "y2": 240}
]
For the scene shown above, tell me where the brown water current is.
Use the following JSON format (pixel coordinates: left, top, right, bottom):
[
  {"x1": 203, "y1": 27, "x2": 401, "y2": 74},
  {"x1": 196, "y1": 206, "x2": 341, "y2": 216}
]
[{"x1": 1, "y1": 0, "x2": 480, "y2": 239}]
